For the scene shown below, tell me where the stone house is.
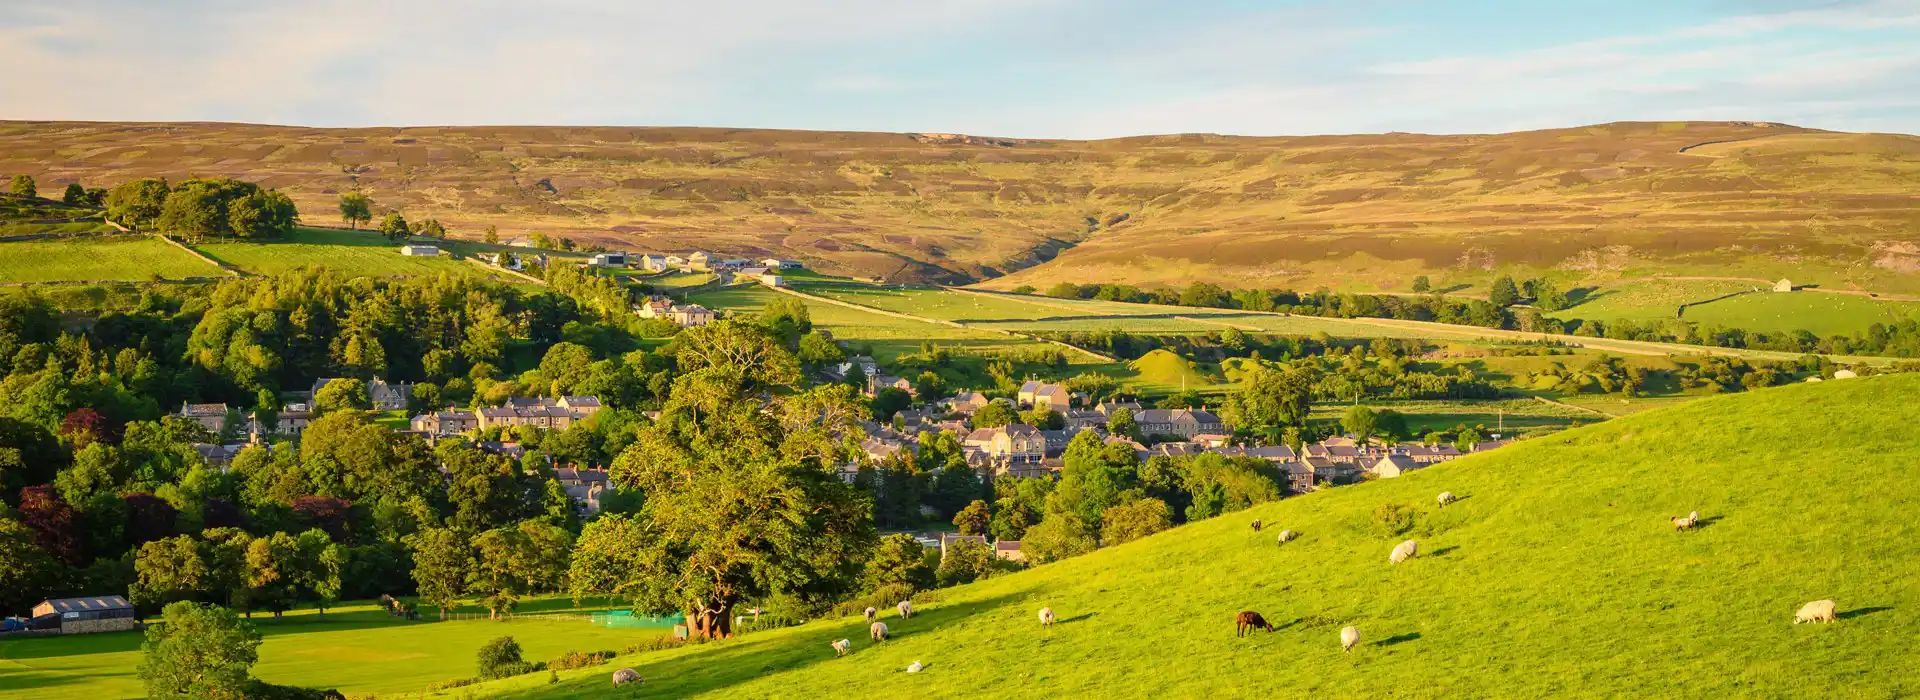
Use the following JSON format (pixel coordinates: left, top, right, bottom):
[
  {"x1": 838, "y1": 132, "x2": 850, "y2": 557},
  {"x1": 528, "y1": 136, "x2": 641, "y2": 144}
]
[{"x1": 176, "y1": 402, "x2": 229, "y2": 434}]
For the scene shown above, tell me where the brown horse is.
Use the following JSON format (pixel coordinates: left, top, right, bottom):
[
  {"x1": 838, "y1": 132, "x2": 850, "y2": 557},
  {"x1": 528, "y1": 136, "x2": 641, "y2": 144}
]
[{"x1": 1236, "y1": 611, "x2": 1275, "y2": 637}]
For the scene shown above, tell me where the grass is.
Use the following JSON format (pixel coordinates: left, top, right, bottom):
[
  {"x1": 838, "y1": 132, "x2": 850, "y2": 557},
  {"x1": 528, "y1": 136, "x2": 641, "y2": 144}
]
[
  {"x1": 1307, "y1": 398, "x2": 1593, "y2": 437},
  {"x1": 473, "y1": 373, "x2": 1920, "y2": 698},
  {"x1": 686, "y1": 286, "x2": 1081, "y2": 364},
  {"x1": 1547, "y1": 279, "x2": 1759, "y2": 325},
  {"x1": 195, "y1": 227, "x2": 505, "y2": 278},
  {"x1": 0, "y1": 235, "x2": 223, "y2": 283},
  {"x1": 1680, "y1": 291, "x2": 1920, "y2": 337},
  {"x1": 0, "y1": 596, "x2": 669, "y2": 700}
]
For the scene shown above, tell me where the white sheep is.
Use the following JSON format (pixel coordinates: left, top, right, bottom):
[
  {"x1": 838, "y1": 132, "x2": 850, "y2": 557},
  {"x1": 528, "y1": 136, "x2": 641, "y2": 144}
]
[
  {"x1": 1276, "y1": 529, "x2": 1298, "y2": 544},
  {"x1": 871, "y1": 621, "x2": 889, "y2": 641},
  {"x1": 831, "y1": 638, "x2": 851, "y2": 657},
  {"x1": 1795, "y1": 599, "x2": 1837, "y2": 624},
  {"x1": 1340, "y1": 626, "x2": 1360, "y2": 653},
  {"x1": 864, "y1": 606, "x2": 877, "y2": 622},
  {"x1": 907, "y1": 660, "x2": 924, "y2": 673},
  {"x1": 612, "y1": 668, "x2": 642, "y2": 686},
  {"x1": 1038, "y1": 607, "x2": 1054, "y2": 627},
  {"x1": 898, "y1": 600, "x2": 913, "y2": 619},
  {"x1": 1390, "y1": 540, "x2": 1418, "y2": 564},
  {"x1": 1437, "y1": 492, "x2": 1456, "y2": 507},
  {"x1": 1672, "y1": 511, "x2": 1700, "y2": 531}
]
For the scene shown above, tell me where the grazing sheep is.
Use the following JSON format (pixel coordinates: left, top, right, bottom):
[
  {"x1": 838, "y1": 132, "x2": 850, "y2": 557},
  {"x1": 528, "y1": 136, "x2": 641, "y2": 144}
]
[
  {"x1": 1038, "y1": 607, "x2": 1055, "y2": 627},
  {"x1": 864, "y1": 606, "x2": 877, "y2": 623},
  {"x1": 612, "y1": 668, "x2": 642, "y2": 686},
  {"x1": 907, "y1": 660, "x2": 924, "y2": 673},
  {"x1": 1235, "y1": 611, "x2": 1275, "y2": 638},
  {"x1": 1795, "y1": 599, "x2": 1837, "y2": 624},
  {"x1": 734, "y1": 615, "x2": 745, "y2": 629},
  {"x1": 1340, "y1": 626, "x2": 1360, "y2": 653},
  {"x1": 1437, "y1": 492, "x2": 1456, "y2": 507},
  {"x1": 1250, "y1": 519, "x2": 1262, "y2": 532},
  {"x1": 1390, "y1": 540, "x2": 1418, "y2": 564},
  {"x1": 1672, "y1": 511, "x2": 1700, "y2": 531},
  {"x1": 1277, "y1": 530, "x2": 1298, "y2": 544},
  {"x1": 871, "y1": 621, "x2": 889, "y2": 641},
  {"x1": 898, "y1": 600, "x2": 913, "y2": 619},
  {"x1": 831, "y1": 639, "x2": 851, "y2": 657}
]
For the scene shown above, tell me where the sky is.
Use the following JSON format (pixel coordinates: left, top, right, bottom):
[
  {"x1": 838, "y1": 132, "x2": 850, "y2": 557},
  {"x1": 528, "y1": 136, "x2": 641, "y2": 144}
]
[{"x1": 4, "y1": 0, "x2": 1919, "y2": 138}]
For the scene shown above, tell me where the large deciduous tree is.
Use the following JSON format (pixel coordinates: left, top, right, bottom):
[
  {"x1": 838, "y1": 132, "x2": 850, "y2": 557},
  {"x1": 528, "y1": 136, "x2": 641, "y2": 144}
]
[
  {"x1": 139, "y1": 601, "x2": 262, "y2": 700},
  {"x1": 105, "y1": 178, "x2": 170, "y2": 231},
  {"x1": 607, "y1": 350, "x2": 874, "y2": 638},
  {"x1": 338, "y1": 192, "x2": 372, "y2": 230}
]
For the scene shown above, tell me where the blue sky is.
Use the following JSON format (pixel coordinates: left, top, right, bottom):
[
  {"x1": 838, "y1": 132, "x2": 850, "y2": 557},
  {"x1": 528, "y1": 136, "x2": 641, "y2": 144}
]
[{"x1": 4, "y1": 0, "x2": 1919, "y2": 137}]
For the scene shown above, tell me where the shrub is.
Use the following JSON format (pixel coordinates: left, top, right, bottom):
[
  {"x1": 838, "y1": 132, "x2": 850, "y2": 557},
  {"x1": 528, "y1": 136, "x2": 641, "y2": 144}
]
[
  {"x1": 1371, "y1": 503, "x2": 1419, "y2": 539},
  {"x1": 547, "y1": 650, "x2": 616, "y2": 671},
  {"x1": 477, "y1": 635, "x2": 541, "y2": 680}
]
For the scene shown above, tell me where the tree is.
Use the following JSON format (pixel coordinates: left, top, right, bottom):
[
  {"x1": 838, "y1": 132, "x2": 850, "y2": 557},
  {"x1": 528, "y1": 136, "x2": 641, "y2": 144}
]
[
  {"x1": 1222, "y1": 365, "x2": 1314, "y2": 438},
  {"x1": 1107, "y1": 407, "x2": 1140, "y2": 441},
  {"x1": 105, "y1": 178, "x2": 171, "y2": 231},
  {"x1": 863, "y1": 533, "x2": 935, "y2": 593},
  {"x1": 407, "y1": 527, "x2": 472, "y2": 620},
  {"x1": 869, "y1": 387, "x2": 911, "y2": 422},
  {"x1": 1342, "y1": 405, "x2": 1379, "y2": 443},
  {"x1": 484, "y1": 224, "x2": 499, "y2": 244},
  {"x1": 971, "y1": 399, "x2": 1017, "y2": 429},
  {"x1": 378, "y1": 212, "x2": 411, "y2": 241},
  {"x1": 477, "y1": 636, "x2": 527, "y2": 679},
  {"x1": 1488, "y1": 276, "x2": 1520, "y2": 307},
  {"x1": 936, "y1": 538, "x2": 998, "y2": 587},
  {"x1": 415, "y1": 218, "x2": 447, "y2": 239},
  {"x1": 9, "y1": 174, "x2": 34, "y2": 198},
  {"x1": 1412, "y1": 275, "x2": 1431, "y2": 293},
  {"x1": 63, "y1": 182, "x2": 86, "y2": 204},
  {"x1": 953, "y1": 499, "x2": 991, "y2": 536},
  {"x1": 312, "y1": 378, "x2": 371, "y2": 414},
  {"x1": 1180, "y1": 282, "x2": 1229, "y2": 308},
  {"x1": 797, "y1": 331, "x2": 845, "y2": 365},
  {"x1": 1100, "y1": 496, "x2": 1172, "y2": 545},
  {"x1": 131, "y1": 535, "x2": 211, "y2": 609},
  {"x1": 0, "y1": 517, "x2": 58, "y2": 615},
  {"x1": 227, "y1": 190, "x2": 299, "y2": 239},
  {"x1": 1048, "y1": 432, "x2": 1139, "y2": 526},
  {"x1": 338, "y1": 192, "x2": 372, "y2": 230},
  {"x1": 607, "y1": 375, "x2": 875, "y2": 638},
  {"x1": 139, "y1": 601, "x2": 261, "y2": 700},
  {"x1": 1022, "y1": 511, "x2": 1097, "y2": 564},
  {"x1": 1375, "y1": 409, "x2": 1411, "y2": 443}
]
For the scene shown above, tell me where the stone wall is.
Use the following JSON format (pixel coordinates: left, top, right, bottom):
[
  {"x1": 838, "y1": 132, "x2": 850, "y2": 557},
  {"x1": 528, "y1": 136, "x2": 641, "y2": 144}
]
[{"x1": 61, "y1": 617, "x2": 136, "y2": 635}]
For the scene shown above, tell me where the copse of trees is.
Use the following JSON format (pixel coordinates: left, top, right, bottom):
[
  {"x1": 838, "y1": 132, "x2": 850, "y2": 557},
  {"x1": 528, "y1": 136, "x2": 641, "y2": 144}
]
[
  {"x1": 100, "y1": 177, "x2": 299, "y2": 240},
  {"x1": 9, "y1": 174, "x2": 34, "y2": 198}
]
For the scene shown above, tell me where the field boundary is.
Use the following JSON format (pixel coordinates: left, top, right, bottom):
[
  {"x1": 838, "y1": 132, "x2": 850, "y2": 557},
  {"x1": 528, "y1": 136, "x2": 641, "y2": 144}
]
[
  {"x1": 102, "y1": 219, "x2": 241, "y2": 278},
  {"x1": 468, "y1": 257, "x2": 548, "y2": 285},
  {"x1": 1531, "y1": 395, "x2": 1619, "y2": 418}
]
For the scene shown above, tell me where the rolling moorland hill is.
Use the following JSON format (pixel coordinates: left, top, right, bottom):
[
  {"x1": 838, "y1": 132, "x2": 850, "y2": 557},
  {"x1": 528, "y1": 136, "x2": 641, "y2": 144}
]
[
  {"x1": 461, "y1": 374, "x2": 1917, "y2": 698},
  {"x1": 3, "y1": 121, "x2": 1918, "y2": 292}
]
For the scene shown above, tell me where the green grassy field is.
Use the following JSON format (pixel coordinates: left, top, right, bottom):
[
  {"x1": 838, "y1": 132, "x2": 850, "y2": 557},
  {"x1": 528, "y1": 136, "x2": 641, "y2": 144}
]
[
  {"x1": 1548, "y1": 279, "x2": 1758, "y2": 325},
  {"x1": 461, "y1": 374, "x2": 1920, "y2": 698},
  {"x1": 195, "y1": 227, "x2": 502, "y2": 278},
  {"x1": 1680, "y1": 291, "x2": 1920, "y2": 336},
  {"x1": 0, "y1": 597, "x2": 669, "y2": 700},
  {"x1": 686, "y1": 286, "x2": 1081, "y2": 364},
  {"x1": 0, "y1": 220, "x2": 116, "y2": 236},
  {"x1": 0, "y1": 235, "x2": 223, "y2": 283},
  {"x1": 1305, "y1": 398, "x2": 1594, "y2": 437}
]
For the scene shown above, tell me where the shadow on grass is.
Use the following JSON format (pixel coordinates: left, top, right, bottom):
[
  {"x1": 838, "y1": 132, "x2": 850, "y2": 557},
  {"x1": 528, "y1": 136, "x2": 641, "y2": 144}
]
[
  {"x1": 1055, "y1": 612, "x2": 1098, "y2": 626},
  {"x1": 1838, "y1": 606, "x2": 1893, "y2": 621},
  {"x1": 495, "y1": 592, "x2": 1027, "y2": 699},
  {"x1": 1690, "y1": 515, "x2": 1726, "y2": 531},
  {"x1": 1429, "y1": 546, "x2": 1460, "y2": 557},
  {"x1": 1435, "y1": 284, "x2": 1472, "y2": 295},
  {"x1": 1373, "y1": 632, "x2": 1422, "y2": 648}
]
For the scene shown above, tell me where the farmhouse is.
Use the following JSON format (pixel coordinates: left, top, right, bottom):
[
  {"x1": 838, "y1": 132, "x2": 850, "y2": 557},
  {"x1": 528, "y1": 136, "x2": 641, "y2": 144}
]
[
  {"x1": 1773, "y1": 278, "x2": 1794, "y2": 293},
  {"x1": 399, "y1": 245, "x2": 441, "y2": 257},
  {"x1": 310, "y1": 377, "x2": 413, "y2": 411},
  {"x1": 29, "y1": 596, "x2": 135, "y2": 635},
  {"x1": 759, "y1": 273, "x2": 785, "y2": 287},
  {"x1": 634, "y1": 295, "x2": 675, "y2": 319},
  {"x1": 175, "y1": 402, "x2": 229, "y2": 434},
  {"x1": 589, "y1": 252, "x2": 628, "y2": 267},
  {"x1": 411, "y1": 409, "x2": 479, "y2": 436},
  {"x1": 1017, "y1": 381, "x2": 1072, "y2": 410},
  {"x1": 686, "y1": 251, "x2": 711, "y2": 270},
  {"x1": 1133, "y1": 408, "x2": 1225, "y2": 439},
  {"x1": 1369, "y1": 454, "x2": 1423, "y2": 478},
  {"x1": 669, "y1": 304, "x2": 716, "y2": 327},
  {"x1": 637, "y1": 254, "x2": 669, "y2": 271},
  {"x1": 993, "y1": 540, "x2": 1025, "y2": 562},
  {"x1": 761, "y1": 258, "x2": 803, "y2": 270},
  {"x1": 963, "y1": 424, "x2": 1045, "y2": 464}
]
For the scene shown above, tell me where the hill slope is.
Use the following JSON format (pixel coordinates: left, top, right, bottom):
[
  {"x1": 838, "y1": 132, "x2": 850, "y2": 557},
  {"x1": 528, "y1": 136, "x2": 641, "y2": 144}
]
[
  {"x1": 476, "y1": 374, "x2": 1918, "y2": 698},
  {"x1": 4, "y1": 121, "x2": 1918, "y2": 290}
]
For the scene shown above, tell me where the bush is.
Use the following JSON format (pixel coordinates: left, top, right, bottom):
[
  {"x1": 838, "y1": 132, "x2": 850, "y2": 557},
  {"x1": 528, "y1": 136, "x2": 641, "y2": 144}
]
[
  {"x1": 1371, "y1": 503, "x2": 1419, "y2": 538},
  {"x1": 244, "y1": 680, "x2": 348, "y2": 699},
  {"x1": 477, "y1": 635, "x2": 541, "y2": 680},
  {"x1": 426, "y1": 677, "x2": 477, "y2": 692},
  {"x1": 548, "y1": 650, "x2": 616, "y2": 671}
]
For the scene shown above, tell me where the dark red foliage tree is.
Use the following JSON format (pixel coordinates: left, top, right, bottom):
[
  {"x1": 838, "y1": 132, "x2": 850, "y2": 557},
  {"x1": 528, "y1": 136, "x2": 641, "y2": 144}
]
[
  {"x1": 291, "y1": 495, "x2": 356, "y2": 542},
  {"x1": 201, "y1": 497, "x2": 248, "y2": 530},
  {"x1": 17, "y1": 485, "x2": 84, "y2": 565},
  {"x1": 59, "y1": 408, "x2": 121, "y2": 448},
  {"x1": 122, "y1": 492, "x2": 179, "y2": 548}
]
